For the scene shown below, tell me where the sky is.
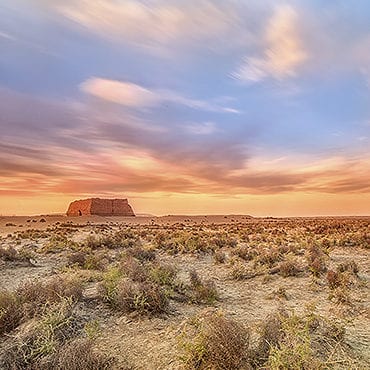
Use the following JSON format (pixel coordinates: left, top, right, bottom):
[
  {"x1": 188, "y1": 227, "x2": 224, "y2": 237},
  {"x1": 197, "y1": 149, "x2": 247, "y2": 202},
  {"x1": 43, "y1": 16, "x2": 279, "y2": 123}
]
[{"x1": 0, "y1": 0, "x2": 369, "y2": 216}]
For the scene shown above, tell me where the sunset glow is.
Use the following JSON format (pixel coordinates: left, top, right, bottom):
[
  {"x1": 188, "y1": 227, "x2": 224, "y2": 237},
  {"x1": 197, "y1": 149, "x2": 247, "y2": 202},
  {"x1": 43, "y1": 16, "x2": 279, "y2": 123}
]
[{"x1": 0, "y1": 1, "x2": 369, "y2": 216}]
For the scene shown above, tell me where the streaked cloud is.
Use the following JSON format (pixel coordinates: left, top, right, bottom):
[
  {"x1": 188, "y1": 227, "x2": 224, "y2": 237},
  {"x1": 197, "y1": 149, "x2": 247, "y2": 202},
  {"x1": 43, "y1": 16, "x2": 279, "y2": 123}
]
[
  {"x1": 80, "y1": 78, "x2": 160, "y2": 108},
  {"x1": 55, "y1": 0, "x2": 247, "y2": 55},
  {"x1": 0, "y1": 1, "x2": 369, "y2": 215},
  {"x1": 1, "y1": 87, "x2": 369, "y2": 200},
  {"x1": 233, "y1": 5, "x2": 308, "y2": 82},
  {"x1": 80, "y1": 77, "x2": 240, "y2": 113},
  {"x1": 0, "y1": 30, "x2": 17, "y2": 41},
  {"x1": 184, "y1": 122, "x2": 219, "y2": 135}
]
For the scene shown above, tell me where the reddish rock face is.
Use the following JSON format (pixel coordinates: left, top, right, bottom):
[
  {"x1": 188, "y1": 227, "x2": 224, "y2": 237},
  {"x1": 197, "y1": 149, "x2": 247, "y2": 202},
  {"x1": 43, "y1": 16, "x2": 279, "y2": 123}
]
[{"x1": 66, "y1": 198, "x2": 135, "y2": 217}]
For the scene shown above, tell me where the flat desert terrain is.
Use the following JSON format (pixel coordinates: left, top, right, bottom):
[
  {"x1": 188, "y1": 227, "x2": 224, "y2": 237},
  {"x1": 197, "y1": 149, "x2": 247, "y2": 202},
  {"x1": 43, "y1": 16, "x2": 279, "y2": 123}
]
[{"x1": 0, "y1": 215, "x2": 369, "y2": 369}]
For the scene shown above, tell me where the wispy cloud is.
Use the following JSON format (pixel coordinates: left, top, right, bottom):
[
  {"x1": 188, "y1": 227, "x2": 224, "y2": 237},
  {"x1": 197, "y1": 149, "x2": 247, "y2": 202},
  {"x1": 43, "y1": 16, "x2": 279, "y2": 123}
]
[
  {"x1": 80, "y1": 77, "x2": 240, "y2": 113},
  {"x1": 0, "y1": 30, "x2": 17, "y2": 42},
  {"x1": 233, "y1": 5, "x2": 308, "y2": 83},
  {"x1": 80, "y1": 78, "x2": 160, "y2": 108},
  {"x1": 184, "y1": 122, "x2": 219, "y2": 135},
  {"x1": 1, "y1": 88, "x2": 370, "y2": 199},
  {"x1": 55, "y1": 0, "x2": 247, "y2": 55}
]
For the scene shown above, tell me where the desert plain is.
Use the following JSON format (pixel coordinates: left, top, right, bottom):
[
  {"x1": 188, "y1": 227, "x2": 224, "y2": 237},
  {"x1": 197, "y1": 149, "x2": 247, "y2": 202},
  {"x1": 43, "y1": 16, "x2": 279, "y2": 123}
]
[{"x1": 0, "y1": 214, "x2": 369, "y2": 369}]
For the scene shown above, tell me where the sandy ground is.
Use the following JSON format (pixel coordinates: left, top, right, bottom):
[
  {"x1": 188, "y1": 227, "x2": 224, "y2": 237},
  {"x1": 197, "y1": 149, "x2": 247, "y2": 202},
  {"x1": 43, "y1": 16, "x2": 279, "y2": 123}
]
[{"x1": 0, "y1": 215, "x2": 369, "y2": 369}]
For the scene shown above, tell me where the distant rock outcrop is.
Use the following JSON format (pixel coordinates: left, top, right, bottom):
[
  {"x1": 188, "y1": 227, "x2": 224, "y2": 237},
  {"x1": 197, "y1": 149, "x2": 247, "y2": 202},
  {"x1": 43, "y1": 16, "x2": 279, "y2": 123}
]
[{"x1": 66, "y1": 198, "x2": 135, "y2": 217}]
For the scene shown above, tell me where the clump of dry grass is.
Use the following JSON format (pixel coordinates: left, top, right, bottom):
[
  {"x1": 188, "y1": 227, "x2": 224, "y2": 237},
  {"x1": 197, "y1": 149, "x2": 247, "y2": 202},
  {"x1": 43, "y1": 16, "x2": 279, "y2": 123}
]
[
  {"x1": 120, "y1": 256, "x2": 149, "y2": 282},
  {"x1": 67, "y1": 251, "x2": 87, "y2": 267},
  {"x1": 0, "y1": 298, "x2": 116, "y2": 370},
  {"x1": 149, "y1": 263, "x2": 177, "y2": 287},
  {"x1": 84, "y1": 229, "x2": 141, "y2": 250},
  {"x1": 127, "y1": 246, "x2": 156, "y2": 262},
  {"x1": 326, "y1": 269, "x2": 353, "y2": 304},
  {"x1": 179, "y1": 306, "x2": 357, "y2": 370},
  {"x1": 337, "y1": 260, "x2": 359, "y2": 275},
  {"x1": 98, "y1": 265, "x2": 169, "y2": 315},
  {"x1": 326, "y1": 270, "x2": 347, "y2": 290},
  {"x1": 179, "y1": 310, "x2": 251, "y2": 370},
  {"x1": 0, "y1": 290, "x2": 23, "y2": 334},
  {"x1": 211, "y1": 234, "x2": 238, "y2": 249},
  {"x1": 0, "y1": 276, "x2": 83, "y2": 335},
  {"x1": 277, "y1": 255, "x2": 302, "y2": 277},
  {"x1": 67, "y1": 249, "x2": 108, "y2": 271},
  {"x1": 231, "y1": 246, "x2": 256, "y2": 261},
  {"x1": 306, "y1": 244, "x2": 328, "y2": 276},
  {"x1": 188, "y1": 270, "x2": 219, "y2": 304},
  {"x1": 0, "y1": 246, "x2": 34, "y2": 265},
  {"x1": 254, "y1": 247, "x2": 282, "y2": 268},
  {"x1": 113, "y1": 280, "x2": 168, "y2": 315},
  {"x1": 258, "y1": 308, "x2": 355, "y2": 369},
  {"x1": 40, "y1": 234, "x2": 78, "y2": 254},
  {"x1": 252, "y1": 310, "x2": 286, "y2": 365},
  {"x1": 229, "y1": 262, "x2": 259, "y2": 281},
  {"x1": 0, "y1": 245, "x2": 18, "y2": 261},
  {"x1": 213, "y1": 250, "x2": 226, "y2": 264},
  {"x1": 49, "y1": 338, "x2": 116, "y2": 370},
  {"x1": 16, "y1": 276, "x2": 83, "y2": 317}
]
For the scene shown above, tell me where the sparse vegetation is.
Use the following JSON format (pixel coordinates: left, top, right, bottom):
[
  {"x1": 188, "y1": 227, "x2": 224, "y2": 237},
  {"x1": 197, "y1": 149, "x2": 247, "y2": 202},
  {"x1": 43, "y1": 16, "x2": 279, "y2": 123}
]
[
  {"x1": 188, "y1": 270, "x2": 219, "y2": 304},
  {"x1": 179, "y1": 310, "x2": 250, "y2": 370},
  {"x1": 0, "y1": 216, "x2": 368, "y2": 368}
]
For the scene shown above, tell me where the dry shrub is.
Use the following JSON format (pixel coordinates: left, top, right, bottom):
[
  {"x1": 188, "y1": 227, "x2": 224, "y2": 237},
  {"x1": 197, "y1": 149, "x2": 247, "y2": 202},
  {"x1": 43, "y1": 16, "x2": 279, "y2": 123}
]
[
  {"x1": 326, "y1": 270, "x2": 351, "y2": 290},
  {"x1": 0, "y1": 298, "x2": 80, "y2": 369},
  {"x1": 0, "y1": 299, "x2": 116, "y2": 370},
  {"x1": 0, "y1": 276, "x2": 82, "y2": 336},
  {"x1": 67, "y1": 251, "x2": 87, "y2": 267},
  {"x1": 0, "y1": 246, "x2": 33, "y2": 264},
  {"x1": 212, "y1": 235, "x2": 238, "y2": 249},
  {"x1": 149, "y1": 263, "x2": 177, "y2": 287},
  {"x1": 83, "y1": 252, "x2": 108, "y2": 271},
  {"x1": 114, "y1": 280, "x2": 168, "y2": 314},
  {"x1": 16, "y1": 276, "x2": 83, "y2": 318},
  {"x1": 229, "y1": 262, "x2": 257, "y2": 281},
  {"x1": 213, "y1": 250, "x2": 226, "y2": 264},
  {"x1": 127, "y1": 246, "x2": 156, "y2": 262},
  {"x1": 0, "y1": 246, "x2": 18, "y2": 261},
  {"x1": 278, "y1": 256, "x2": 302, "y2": 277},
  {"x1": 262, "y1": 309, "x2": 355, "y2": 369},
  {"x1": 326, "y1": 270, "x2": 342, "y2": 290},
  {"x1": 231, "y1": 246, "x2": 256, "y2": 261},
  {"x1": 49, "y1": 338, "x2": 115, "y2": 370},
  {"x1": 85, "y1": 235, "x2": 102, "y2": 250},
  {"x1": 97, "y1": 267, "x2": 123, "y2": 305},
  {"x1": 337, "y1": 260, "x2": 359, "y2": 275},
  {"x1": 252, "y1": 310, "x2": 286, "y2": 365},
  {"x1": 0, "y1": 290, "x2": 23, "y2": 334},
  {"x1": 189, "y1": 270, "x2": 219, "y2": 304},
  {"x1": 306, "y1": 245, "x2": 327, "y2": 276},
  {"x1": 120, "y1": 256, "x2": 148, "y2": 282},
  {"x1": 266, "y1": 313, "x2": 321, "y2": 369},
  {"x1": 255, "y1": 248, "x2": 281, "y2": 267},
  {"x1": 179, "y1": 311, "x2": 251, "y2": 370}
]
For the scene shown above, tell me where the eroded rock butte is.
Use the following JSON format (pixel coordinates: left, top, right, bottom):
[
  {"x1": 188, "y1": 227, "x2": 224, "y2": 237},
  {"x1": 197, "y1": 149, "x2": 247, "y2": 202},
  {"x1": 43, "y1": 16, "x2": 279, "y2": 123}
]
[{"x1": 66, "y1": 198, "x2": 135, "y2": 217}]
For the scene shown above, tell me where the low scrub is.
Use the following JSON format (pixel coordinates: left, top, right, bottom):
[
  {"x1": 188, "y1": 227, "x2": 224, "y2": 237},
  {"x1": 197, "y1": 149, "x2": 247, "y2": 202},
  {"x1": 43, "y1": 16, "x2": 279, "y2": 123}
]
[
  {"x1": 188, "y1": 270, "x2": 219, "y2": 304},
  {"x1": 0, "y1": 299, "x2": 115, "y2": 370},
  {"x1": 113, "y1": 280, "x2": 168, "y2": 315},
  {"x1": 98, "y1": 267, "x2": 168, "y2": 315},
  {"x1": 0, "y1": 276, "x2": 83, "y2": 335},
  {"x1": 306, "y1": 245, "x2": 328, "y2": 276},
  {"x1": 179, "y1": 310, "x2": 250, "y2": 370},
  {"x1": 277, "y1": 255, "x2": 302, "y2": 277}
]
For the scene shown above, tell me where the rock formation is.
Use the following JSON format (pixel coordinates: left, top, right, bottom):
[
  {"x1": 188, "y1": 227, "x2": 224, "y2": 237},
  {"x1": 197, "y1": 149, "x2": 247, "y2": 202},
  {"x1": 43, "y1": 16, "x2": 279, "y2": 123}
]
[{"x1": 66, "y1": 198, "x2": 135, "y2": 217}]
